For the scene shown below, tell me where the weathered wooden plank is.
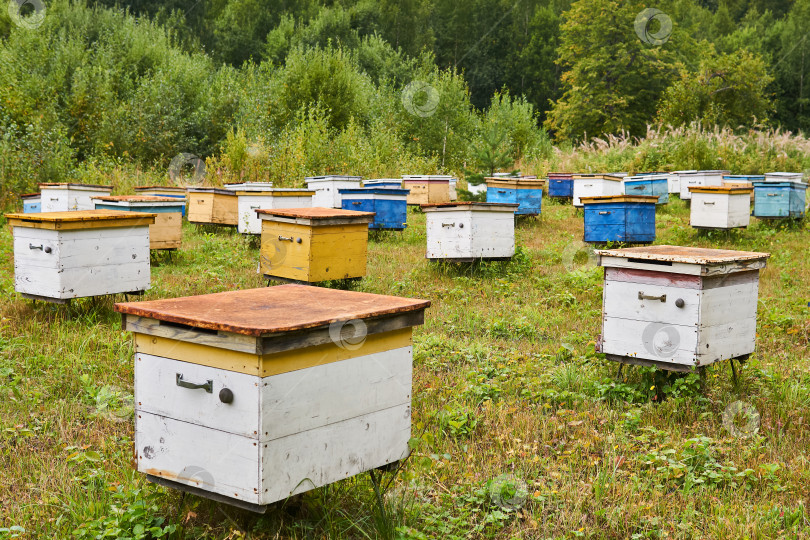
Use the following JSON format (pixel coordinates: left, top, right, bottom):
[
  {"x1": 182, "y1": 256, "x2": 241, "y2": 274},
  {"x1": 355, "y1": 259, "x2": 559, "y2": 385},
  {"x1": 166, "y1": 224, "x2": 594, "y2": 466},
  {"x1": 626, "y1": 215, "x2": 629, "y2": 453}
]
[{"x1": 126, "y1": 315, "x2": 261, "y2": 354}]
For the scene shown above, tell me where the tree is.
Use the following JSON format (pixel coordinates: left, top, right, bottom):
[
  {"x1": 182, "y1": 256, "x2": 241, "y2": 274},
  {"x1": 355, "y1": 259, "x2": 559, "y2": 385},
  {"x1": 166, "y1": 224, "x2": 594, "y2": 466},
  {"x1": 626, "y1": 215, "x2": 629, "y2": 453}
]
[
  {"x1": 656, "y1": 48, "x2": 773, "y2": 128},
  {"x1": 545, "y1": 0, "x2": 683, "y2": 140}
]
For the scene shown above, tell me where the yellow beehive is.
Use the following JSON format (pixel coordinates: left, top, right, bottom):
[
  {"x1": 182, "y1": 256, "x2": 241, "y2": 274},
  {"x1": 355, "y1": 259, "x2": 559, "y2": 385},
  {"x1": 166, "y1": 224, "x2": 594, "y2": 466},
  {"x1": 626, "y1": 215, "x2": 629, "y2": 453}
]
[
  {"x1": 92, "y1": 195, "x2": 185, "y2": 250},
  {"x1": 187, "y1": 188, "x2": 238, "y2": 226},
  {"x1": 402, "y1": 176, "x2": 451, "y2": 205},
  {"x1": 257, "y1": 208, "x2": 375, "y2": 283}
]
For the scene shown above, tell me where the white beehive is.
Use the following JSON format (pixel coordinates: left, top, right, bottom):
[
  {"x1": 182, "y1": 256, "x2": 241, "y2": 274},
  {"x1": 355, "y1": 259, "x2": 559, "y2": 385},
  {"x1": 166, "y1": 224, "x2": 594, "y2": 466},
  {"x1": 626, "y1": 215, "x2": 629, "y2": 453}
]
[
  {"x1": 235, "y1": 189, "x2": 314, "y2": 235},
  {"x1": 5, "y1": 210, "x2": 155, "y2": 303},
  {"x1": 689, "y1": 186, "x2": 753, "y2": 229},
  {"x1": 305, "y1": 176, "x2": 363, "y2": 208},
  {"x1": 597, "y1": 245, "x2": 769, "y2": 371},
  {"x1": 765, "y1": 172, "x2": 804, "y2": 183},
  {"x1": 224, "y1": 182, "x2": 275, "y2": 192},
  {"x1": 422, "y1": 202, "x2": 518, "y2": 261},
  {"x1": 40, "y1": 183, "x2": 113, "y2": 212},
  {"x1": 572, "y1": 174, "x2": 623, "y2": 207},
  {"x1": 115, "y1": 285, "x2": 430, "y2": 512},
  {"x1": 679, "y1": 170, "x2": 729, "y2": 200},
  {"x1": 666, "y1": 171, "x2": 696, "y2": 195}
]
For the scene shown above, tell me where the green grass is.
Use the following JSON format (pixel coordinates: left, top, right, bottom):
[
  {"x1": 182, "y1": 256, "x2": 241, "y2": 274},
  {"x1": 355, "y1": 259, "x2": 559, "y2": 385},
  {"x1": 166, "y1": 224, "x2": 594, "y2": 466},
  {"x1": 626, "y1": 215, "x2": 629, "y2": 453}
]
[{"x1": 1, "y1": 197, "x2": 809, "y2": 539}]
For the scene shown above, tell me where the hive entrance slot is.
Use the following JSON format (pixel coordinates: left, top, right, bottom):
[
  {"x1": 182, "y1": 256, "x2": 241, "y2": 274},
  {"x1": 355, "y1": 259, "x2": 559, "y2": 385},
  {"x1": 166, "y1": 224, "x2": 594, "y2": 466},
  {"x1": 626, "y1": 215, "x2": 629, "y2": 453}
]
[
  {"x1": 626, "y1": 258, "x2": 672, "y2": 266},
  {"x1": 159, "y1": 320, "x2": 219, "y2": 335}
]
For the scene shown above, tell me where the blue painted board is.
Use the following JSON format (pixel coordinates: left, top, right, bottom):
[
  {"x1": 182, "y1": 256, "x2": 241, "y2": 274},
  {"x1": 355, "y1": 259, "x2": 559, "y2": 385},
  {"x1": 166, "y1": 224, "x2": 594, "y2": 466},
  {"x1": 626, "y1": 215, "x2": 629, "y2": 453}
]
[
  {"x1": 93, "y1": 203, "x2": 184, "y2": 214},
  {"x1": 339, "y1": 188, "x2": 409, "y2": 230},
  {"x1": 624, "y1": 178, "x2": 668, "y2": 204},
  {"x1": 724, "y1": 175, "x2": 764, "y2": 182},
  {"x1": 583, "y1": 201, "x2": 656, "y2": 243},
  {"x1": 23, "y1": 200, "x2": 41, "y2": 213},
  {"x1": 486, "y1": 186, "x2": 542, "y2": 215},
  {"x1": 752, "y1": 182, "x2": 807, "y2": 218},
  {"x1": 548, "y1": 178, "x2": 574, "y2": 198}
]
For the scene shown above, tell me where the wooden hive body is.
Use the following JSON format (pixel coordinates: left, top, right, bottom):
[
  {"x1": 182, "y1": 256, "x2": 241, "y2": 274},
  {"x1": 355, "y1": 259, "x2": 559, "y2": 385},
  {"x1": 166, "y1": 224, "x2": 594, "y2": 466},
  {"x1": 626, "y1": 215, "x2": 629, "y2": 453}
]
[
  {"x1": 689, "y1": 186, "x2": 753, "y2": 229},
  {"x1": 679, "y1": 170, "x2": 729, "y2": 200},
  {"x1": 402, "y1": 175, "x2": 451, "y2": 205},
  {"x1": 623, "y1": 175, "x2": 669, "y2": 204},
  {"x1": 547, "y1": 173, "x2": 574, "y2": 198},
  {"x1": 485, "y1": 178, "x2": 545, "y2": 215},
  {"x1": 339, "y1": 188, "x2": 409, "y2": 230},
  {"x1": 305, "y1": 177, "x2": 363, "y2": 208},
  {"x1": 187, "y1": 188, "x2": 238, "y2": 226},
  {"x1": 115, "y1": 285, "x2": 429, "y2": 511},
  {"x1": 752, "y1": 181, "x2": 808, "y2": 218},
  {"x1": 422, "y1": 202, "x2": 517, "y2": 260},
  {"x1": 93, "y1": 196, "x2": 185, "y2": 250},
  {"x1": 597, "y1": 246, "x2": 769, "y2": 371},
  {"x1": 21, "y1": 193, "x2": 41, "y2": 214},
  {"x1": 257, "y1": 208, "x2": 374, "y2": 282},
  {"x1": 665, "y1": 170, "x2": 695, "y2": 195},
  {"x1": 235, "y1": 189, "x2": 315, "y2": 235},
  {"x1": 39, "y1": 183, "x2": 113, "y2": 212},
  {"x1": 572, "y1": 175, "x2": 623, "y2": 207},
  {"x1": 581, "y1": 195, "x2": 657, "y2": 243},
  {"x1": 363, "y1": 179, "x2": 403, "y2": 189},
  {"x1": 6, "y1": 210, "x2": 155, "y2": 302}
]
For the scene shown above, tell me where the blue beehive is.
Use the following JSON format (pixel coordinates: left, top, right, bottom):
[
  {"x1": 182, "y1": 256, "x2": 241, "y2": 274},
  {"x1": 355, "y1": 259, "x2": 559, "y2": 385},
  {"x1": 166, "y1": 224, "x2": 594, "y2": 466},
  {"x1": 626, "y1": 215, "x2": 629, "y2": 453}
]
[
  {"x1": 21, "y1": 193, "x2": 41, "y2": 213},
  {"x1": 339, "y1": 187, "x2": 409, "y2": 230},
  {"x1": 752, "y1": 181, "x2": 808, "y2": 219},
  {"x1": 485, "y1": 177, "x2": 544, "y2": 216},
  {"x1": 582, "y1": 195, "x2": 657, "y2": 243},
  {"x1": 723, "y1": 175, "x2": 764, "y2": 185},
  {"x1": 363, "y1": 179, "x2": 404, "y2": 189},
  {"x1": 623, "y1": 175, "x2": 669, "y2": 204},
  {"x1": 547, "y1": 173, "x2": 574, "y2": 198}
]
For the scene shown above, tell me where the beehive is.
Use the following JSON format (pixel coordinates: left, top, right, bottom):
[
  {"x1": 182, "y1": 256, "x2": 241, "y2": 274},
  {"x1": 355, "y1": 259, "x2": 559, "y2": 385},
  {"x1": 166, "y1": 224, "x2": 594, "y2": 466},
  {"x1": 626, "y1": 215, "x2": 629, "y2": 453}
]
[
  {"x1": 722, "y1": 175, "x2": 764, "y2": 186},
  {"x1": 114, "y1": 285, "x2": 430, "y2": 512},
  {"x1": 679, "y1": 170, "x2": 729, "y2": 200},
  {"x1": 363, "y1": 179, "x2": 403, "y2": 189},
  {"x1": 39, "y1": 183, "x2": 113, "y2": 212},
  {"x1": 765, "y1": 172, "x2": 804, "y2": 183},
  {"x1": 5, "y1": 210, "x2": 155, "y2": 302},
  {"x1": 449, "y1": 178, "x2": 458, "y2": 201},
  {"x1": 93, "y1": 196, "x2": 185, "y2": 250},
  {"x1": 305, "y1": 176, "x2": 363, "y2": 208},
  {"x1": 402, "y1": 175, "x2": 451, "y2": 205},
  {"x1": 572, "y1": 174, "x2": 623, "y2": 207},
  {"x1": 235, "y1": 189, "x2": 315, "y2": 235},
  {"x1": 422, "y1": 202, "x2": 518, "y2": 261},
  {"x1": 689, "y1": 186, "x2": 753, "y2": 229},
  {"x1": 596, "y1": 246, "x2": 770, "y2": 371},
  {"x1": 752, "y1": 180, "x2": 809, "y2": 219},
  {"x1": 257, "y1": 208, "x2": 375, "y2": 283},
  {"x1": 623, "y1": 175, "x2": 669, "y2": 204},
  {"x1": 134, "y1": 186, "x2": 188, "y2": 216},
  {"x1": 187, "y1": 187, "x2": 238, "y2": 226},
  {"x1": 21, "y1": 193, "x2": 40, "y2": 213},
  {"x1": 547, "y1": 173, "x2": 574, "y2": 198},
  {"x1": 581, "y1": 195, "x2": 657, "y2": 243},
  {"x1": 485, "y1": 177, "x2": 545, "y2": 216},
  {"x1": 339, "y1": 187, "x2": 409, "y2": 230}
]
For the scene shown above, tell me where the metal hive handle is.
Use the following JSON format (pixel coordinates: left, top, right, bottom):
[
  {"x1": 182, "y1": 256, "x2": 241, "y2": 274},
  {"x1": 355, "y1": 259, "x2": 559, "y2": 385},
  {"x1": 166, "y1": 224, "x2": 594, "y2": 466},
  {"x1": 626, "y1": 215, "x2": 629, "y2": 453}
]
[
  {"x1": 176, "y1": 373, "x2": 213, "y2": 393},
  {"x1": 638, "y1": 292, "x2": 666, "y2": 302}
]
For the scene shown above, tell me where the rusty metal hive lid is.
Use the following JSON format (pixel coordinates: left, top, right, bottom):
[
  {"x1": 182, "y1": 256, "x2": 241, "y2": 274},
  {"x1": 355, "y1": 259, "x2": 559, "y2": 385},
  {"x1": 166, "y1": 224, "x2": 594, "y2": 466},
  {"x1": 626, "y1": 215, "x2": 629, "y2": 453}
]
[
  {"x1": 115, "y1": 284, "x2": 431, "y2": 336},
  {"x1": 4, "y1": 209, "x2": 156, "y2": 222},
  {"x1": 595, "y1": 245, "x2": 770, "y2": 265}
]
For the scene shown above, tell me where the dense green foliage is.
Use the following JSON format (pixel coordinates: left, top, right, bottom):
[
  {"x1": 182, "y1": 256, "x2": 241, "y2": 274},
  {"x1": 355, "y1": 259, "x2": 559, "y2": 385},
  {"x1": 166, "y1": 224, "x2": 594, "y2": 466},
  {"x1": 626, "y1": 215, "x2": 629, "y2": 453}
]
[{"x1": 1, "y1": 0, "x2": 809, "y2": 204}]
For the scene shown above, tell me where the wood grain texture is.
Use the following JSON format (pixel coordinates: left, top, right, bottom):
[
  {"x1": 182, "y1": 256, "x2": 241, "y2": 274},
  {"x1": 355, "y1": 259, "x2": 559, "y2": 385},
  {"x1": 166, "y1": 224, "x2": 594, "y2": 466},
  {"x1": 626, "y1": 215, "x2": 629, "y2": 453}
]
[
  {"x1": 187, "y1": 192, "x2": 239, "y2": 225},
  {"x1": 6, "y1": 211, "x2": 155, "y2": 230}
]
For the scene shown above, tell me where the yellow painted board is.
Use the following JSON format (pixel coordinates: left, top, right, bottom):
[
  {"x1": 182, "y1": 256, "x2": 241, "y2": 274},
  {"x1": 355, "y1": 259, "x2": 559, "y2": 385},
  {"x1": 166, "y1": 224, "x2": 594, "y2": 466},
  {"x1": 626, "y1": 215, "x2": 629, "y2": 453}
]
[
  {"x1": 405, "y1": 183, "x2": 429, "y2": 205},
  {"x1": 428, "y1": 182, "x2": 450, "y2": 204},
  {"x1": 134, "y1": 327, "x2": 412, "y2": 376},
  {"x1": 260, "y1": 221, "x2": 368, "y2": 281},
  {"x1": 187, "y1": 192, "x2": 238, "y2": 225}
]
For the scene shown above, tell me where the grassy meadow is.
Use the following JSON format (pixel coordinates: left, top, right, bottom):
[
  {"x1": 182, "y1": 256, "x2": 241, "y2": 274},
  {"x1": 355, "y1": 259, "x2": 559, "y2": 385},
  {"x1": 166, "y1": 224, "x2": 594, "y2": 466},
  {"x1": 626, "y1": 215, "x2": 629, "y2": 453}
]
[{"x1": 1, "y1": 194, "x2": 809, "y2": 539}]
